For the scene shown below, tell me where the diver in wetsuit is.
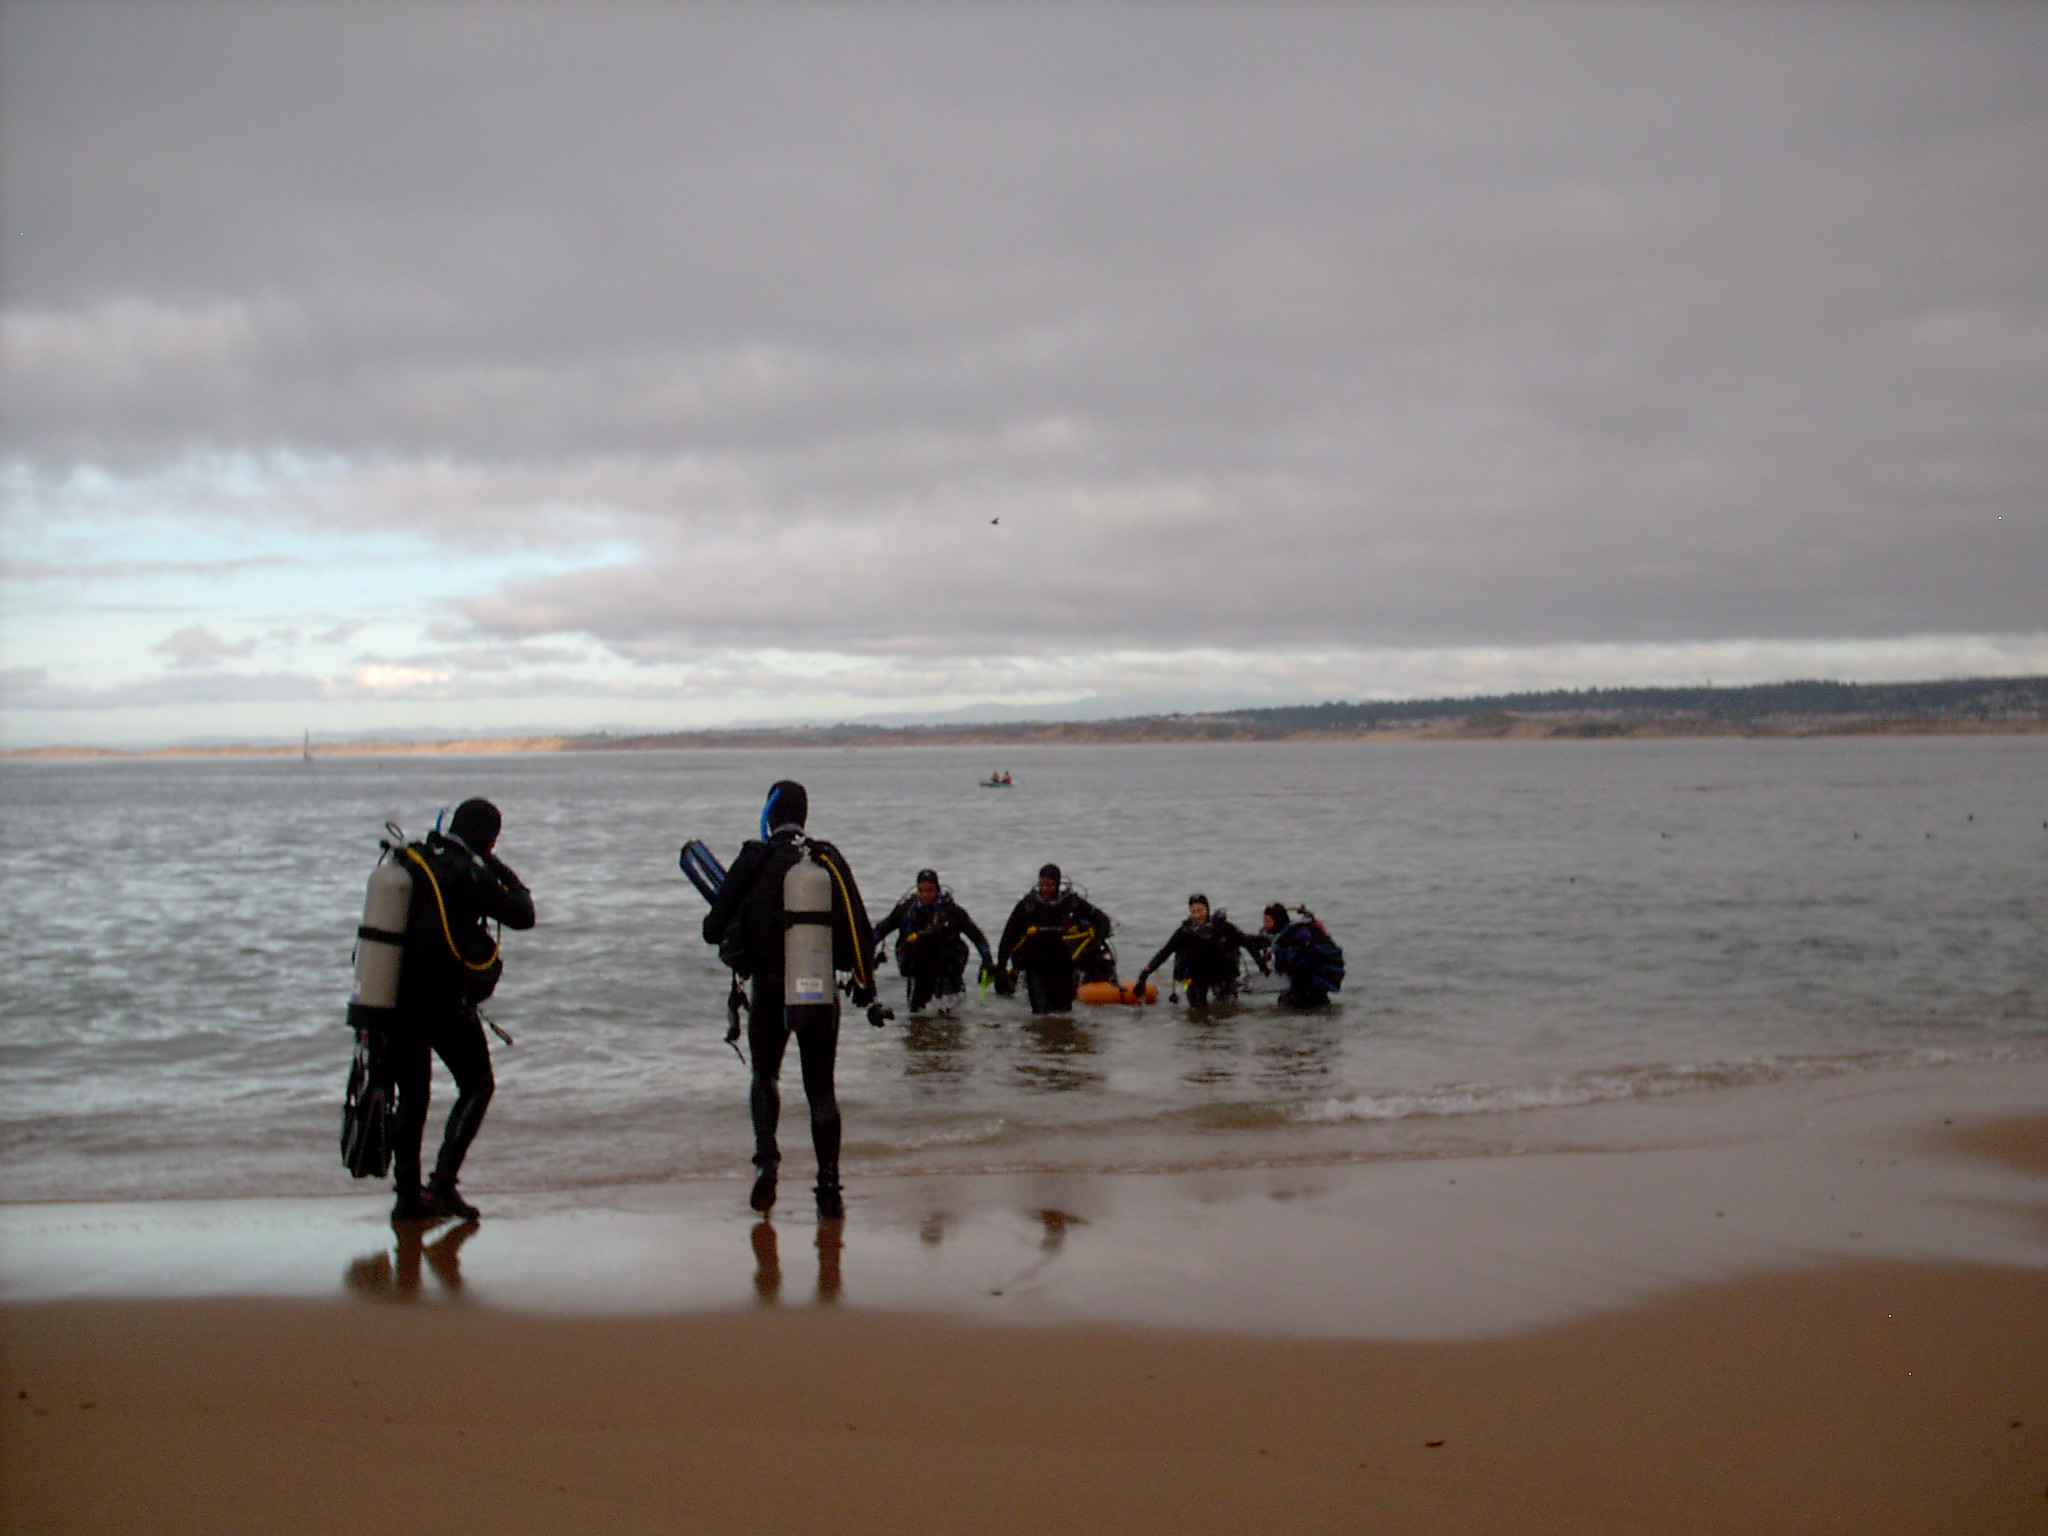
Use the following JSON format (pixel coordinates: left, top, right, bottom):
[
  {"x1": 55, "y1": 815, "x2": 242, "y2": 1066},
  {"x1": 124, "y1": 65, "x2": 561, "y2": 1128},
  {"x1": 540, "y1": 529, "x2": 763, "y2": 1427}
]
[
  {"x1": 1261, "y1": 902, "x2": 1346, "y2": 1010},
  {"x1": 997, "y1": 863, "x2": 1116, "y2": 1014},
  {"x1": 703, "y1": 780, "x2": 879, "y2": 1218},
  {"x1": 872, "y1": 868, "x2": 995, "y2": 1016},
  {"x1": 1132, "y1": 893, "x2": 1267, "y2": 1009},
  {"x1": 389, "y1": 798, "x2": 535, "y2": 1224}
]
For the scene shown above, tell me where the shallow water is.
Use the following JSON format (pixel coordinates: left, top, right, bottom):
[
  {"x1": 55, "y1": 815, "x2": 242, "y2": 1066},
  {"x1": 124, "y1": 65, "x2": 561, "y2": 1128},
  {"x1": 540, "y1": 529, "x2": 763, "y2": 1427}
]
[{"x1": 1, "y1": 737, "x2": 2043, "y2": 1202}]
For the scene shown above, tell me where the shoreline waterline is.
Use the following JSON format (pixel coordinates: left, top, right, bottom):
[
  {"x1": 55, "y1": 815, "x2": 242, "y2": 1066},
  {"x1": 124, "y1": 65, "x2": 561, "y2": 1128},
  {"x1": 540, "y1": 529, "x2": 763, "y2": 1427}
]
[{"x1": 4, "y1": 1059, "x2": 2041, "y2": 1342}]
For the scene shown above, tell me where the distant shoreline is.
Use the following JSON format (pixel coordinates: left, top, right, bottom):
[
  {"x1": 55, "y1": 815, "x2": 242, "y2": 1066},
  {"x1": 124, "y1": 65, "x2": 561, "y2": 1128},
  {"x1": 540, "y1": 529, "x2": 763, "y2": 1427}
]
[
  {"x1": 10, "y1": 675, "x2": 2044, "y2": 760},
  {"x1": 6, "y1": 712, "x2": 2043, "y2": 761}
]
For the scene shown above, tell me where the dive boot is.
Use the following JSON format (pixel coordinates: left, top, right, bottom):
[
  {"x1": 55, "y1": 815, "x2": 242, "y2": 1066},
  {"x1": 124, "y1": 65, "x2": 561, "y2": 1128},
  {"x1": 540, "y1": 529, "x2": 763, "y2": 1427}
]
[
  {"x1": 749, "y1": 1163, "x2": 779, "y2": 1214},
  {"x1": 815, "y1": 1177, "x2": 845, "y2": 1220},
  {"x1": 391, "y1": 1186, "x2": 438, "y2": 1223},
  {"x1": 427, "y1": 1178, "x2": 481, "y2": 1222}
]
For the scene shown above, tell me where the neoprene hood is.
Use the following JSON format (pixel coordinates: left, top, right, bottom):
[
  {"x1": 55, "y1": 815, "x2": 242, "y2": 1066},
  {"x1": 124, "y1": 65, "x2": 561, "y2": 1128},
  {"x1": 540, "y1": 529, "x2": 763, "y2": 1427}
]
[{"x1": 449, "y1": 798, "x2": 501, "y2": 852}]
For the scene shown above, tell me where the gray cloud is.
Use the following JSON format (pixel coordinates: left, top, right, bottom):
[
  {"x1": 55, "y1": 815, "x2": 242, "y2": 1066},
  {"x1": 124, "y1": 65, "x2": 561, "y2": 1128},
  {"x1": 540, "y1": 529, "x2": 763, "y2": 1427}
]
[
  {"x1": 366, "y1": 640, "x2": 589, "y2": 673},
  {"x1": 153, "y1": 625, "x2": 259, "y2": 667},
  {"x1": 0, "y1": 666, "x2": 327, "y2": 711},
  {"x1": 0, "y1": 551, "x2": 293, "y2": 584},
  {"x1": 2, "y1": 2, "x2": 2044, "y2": 711}
]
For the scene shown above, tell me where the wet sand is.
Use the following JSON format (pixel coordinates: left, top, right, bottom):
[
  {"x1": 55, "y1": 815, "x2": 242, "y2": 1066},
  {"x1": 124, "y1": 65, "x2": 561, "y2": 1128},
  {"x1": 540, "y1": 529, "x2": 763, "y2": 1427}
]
[
  {"x1": 1940, "y1": 1113, "x2": 2048, "y2": 1177},
  {"x1": 3, "y1": 1078, "x2": 2045, "y2": 1533}
]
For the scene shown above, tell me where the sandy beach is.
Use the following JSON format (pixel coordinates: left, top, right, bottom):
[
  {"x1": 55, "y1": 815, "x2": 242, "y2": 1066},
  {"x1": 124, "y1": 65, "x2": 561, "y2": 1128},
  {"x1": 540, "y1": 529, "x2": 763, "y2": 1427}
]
[
  {"x1": 4, "y1": 1067, "x2": 2045, "y2": 1533},
  {"x1": 4, "y1": 1257, "x2": 2044, "y2": 1536}
]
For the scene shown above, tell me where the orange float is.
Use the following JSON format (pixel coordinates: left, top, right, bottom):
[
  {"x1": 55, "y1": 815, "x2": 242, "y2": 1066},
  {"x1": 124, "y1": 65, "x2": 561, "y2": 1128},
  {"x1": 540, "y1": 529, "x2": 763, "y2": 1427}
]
[{"x1": 1076, "y1": 980, "x2": 1156, "y2": 1006}]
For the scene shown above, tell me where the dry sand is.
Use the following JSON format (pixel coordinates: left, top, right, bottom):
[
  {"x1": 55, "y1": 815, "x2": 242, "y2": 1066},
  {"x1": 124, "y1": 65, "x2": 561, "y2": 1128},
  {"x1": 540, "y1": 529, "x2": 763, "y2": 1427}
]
[{"x1": 3, "y1": 1261, "x2": 2044, "y2": 1535}]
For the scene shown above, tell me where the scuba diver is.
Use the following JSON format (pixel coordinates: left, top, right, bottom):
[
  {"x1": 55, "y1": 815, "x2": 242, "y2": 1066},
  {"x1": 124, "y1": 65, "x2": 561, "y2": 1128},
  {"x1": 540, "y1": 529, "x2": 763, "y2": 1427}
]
[
  {"x1": 1261, "y1": 902, "x2": 1346, "y2": 1010},
  {"x1": 702, "y1": 780, "x2": 880, "y2": 1219},
  {"x1": 389, "y1": 798, "x2": 535, "y2": 1223},
  {"x1": 871, "y1": 868, "x2": 996, "y2": 1017},
  {"x1": 1132, "y1": 893, "x2": 1268, "y2": 1009},
  {"x1": 997, "y1": 863, "x2": 1116, "y2": 1014}
]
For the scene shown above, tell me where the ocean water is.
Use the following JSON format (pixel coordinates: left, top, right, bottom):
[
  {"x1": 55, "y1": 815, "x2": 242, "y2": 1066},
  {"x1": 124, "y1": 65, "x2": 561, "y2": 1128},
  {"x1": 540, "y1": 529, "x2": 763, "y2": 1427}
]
[{"x1": 0, "y1": 738, "x2": 2042, "y2": 1204}]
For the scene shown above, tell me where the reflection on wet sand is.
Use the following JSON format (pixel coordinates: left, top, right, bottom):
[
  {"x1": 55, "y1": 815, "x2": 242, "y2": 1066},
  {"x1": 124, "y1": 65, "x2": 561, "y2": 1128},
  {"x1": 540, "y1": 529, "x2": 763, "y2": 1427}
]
[
  {"x1": 817, "y1": 1219, "x2": 843, "y2": 1303},
  {"x1": 749, "y1": 1218, "x2": 844, "y2": 1307},
  {"x1": 1035, "y1": 1207, "x2": 1085, "y2": 1253},
  {"x1": 987, "y1": 1207, "x2": 1090, "y2": 1296},
  {"x1": 1014, "y1": 1017, "x2": 1104, "y2": 1092},
  {"x1": 344, "y1": 1220, "x2": 478, "y2": 1303},
  {"x1": 751, "y1": 1219, "x2": 780, "y2": 1305}
]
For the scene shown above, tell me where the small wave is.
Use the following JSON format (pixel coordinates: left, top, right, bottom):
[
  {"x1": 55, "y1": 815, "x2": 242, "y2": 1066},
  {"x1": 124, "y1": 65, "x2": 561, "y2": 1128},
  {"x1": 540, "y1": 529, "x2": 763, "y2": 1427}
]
[
  {"x1": 1278, "y1": 1049, "x2": 1970, "y2": 1128},
  {"x1": 844, "y1": 1118, "x2": 1022, "y2": 1156},
  {"x1": 1183, "y1": 1102, "x2": 1300, "y2": 1132}
]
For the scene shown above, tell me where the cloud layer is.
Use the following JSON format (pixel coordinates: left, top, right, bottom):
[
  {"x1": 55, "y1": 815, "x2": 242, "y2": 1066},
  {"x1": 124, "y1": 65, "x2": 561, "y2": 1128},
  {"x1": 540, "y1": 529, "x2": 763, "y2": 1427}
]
[{"x1": 2, "y1": 4, "x2": 2043, "y2": 745}]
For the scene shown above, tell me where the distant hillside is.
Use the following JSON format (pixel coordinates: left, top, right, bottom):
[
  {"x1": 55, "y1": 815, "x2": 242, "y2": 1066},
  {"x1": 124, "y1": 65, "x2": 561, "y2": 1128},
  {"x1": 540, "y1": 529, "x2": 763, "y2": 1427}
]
[
  {"x1": 1180, "y1": 676, "x2": 2048, "y2": 739},
  {"x1": 563, "y1": 675, "x2": 2048, "y2": 751},
  {"x1": 8, "y1": 676, "x2": 2045, "y2": 760}
]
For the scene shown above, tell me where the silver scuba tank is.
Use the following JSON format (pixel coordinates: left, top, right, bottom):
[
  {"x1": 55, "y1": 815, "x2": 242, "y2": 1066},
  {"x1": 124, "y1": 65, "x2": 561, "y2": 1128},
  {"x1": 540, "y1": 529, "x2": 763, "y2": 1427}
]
[
  {"x1": 783, "y1": 848, "x2": 837, "y2": 1026},
  {"x1": 347, "y1": 841, "x2": 413, "y2": 1031}
]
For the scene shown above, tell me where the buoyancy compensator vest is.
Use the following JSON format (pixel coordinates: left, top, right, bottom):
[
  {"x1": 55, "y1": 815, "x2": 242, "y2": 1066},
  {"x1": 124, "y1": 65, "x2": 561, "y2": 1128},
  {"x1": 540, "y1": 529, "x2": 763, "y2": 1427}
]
[
  {"x1": 1275, "y1": 912, "x2": 1345, "y2": 993},
  {"x1": 398, "y1": 833, "x2": 505, "y2": 1005}
]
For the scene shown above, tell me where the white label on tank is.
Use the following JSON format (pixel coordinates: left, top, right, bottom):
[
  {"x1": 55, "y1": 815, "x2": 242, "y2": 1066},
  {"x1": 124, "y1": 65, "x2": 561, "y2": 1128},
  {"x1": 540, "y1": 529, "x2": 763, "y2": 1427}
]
[{"x1": 792, "y1": 976, "x2": 828, "y2": 1003}]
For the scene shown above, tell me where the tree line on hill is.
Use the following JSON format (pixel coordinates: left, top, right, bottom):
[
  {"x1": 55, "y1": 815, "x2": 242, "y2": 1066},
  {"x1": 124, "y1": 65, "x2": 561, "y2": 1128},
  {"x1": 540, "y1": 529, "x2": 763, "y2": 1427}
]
[
  {"x1": 563, "y1": 675, "x2": 2048, "y2": 752},
  {"x1": 1189, "y1": 676, "x2": 2048, "y2": 736}
]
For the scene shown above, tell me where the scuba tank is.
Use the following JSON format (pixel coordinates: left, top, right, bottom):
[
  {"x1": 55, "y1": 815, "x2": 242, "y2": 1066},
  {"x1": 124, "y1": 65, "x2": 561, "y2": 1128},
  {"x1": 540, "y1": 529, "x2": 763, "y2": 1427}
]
[
  {"x1": 341, "y1": 823, "x2": 409, "y2": 1179},
  {"x1": 348, "y1": 826, "x2": 413, "y2": 1032},
  {"x1": 783, "y1": 844, "x2": 837, "y2": 1029}
]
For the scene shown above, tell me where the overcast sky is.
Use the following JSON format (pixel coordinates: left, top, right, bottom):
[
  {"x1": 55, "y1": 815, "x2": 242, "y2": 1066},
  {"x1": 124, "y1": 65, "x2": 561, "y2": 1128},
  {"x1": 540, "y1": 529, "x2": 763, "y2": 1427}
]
[{"x1": 2, "y1": 2, "x2": 2043, "y2": 747}]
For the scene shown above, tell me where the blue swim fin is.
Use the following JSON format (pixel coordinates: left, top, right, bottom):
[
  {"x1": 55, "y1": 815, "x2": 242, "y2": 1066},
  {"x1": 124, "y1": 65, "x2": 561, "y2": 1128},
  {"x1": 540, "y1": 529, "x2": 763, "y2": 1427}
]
[{"x1": 678, "y1": 839, "x2": 728, "y2": 904}]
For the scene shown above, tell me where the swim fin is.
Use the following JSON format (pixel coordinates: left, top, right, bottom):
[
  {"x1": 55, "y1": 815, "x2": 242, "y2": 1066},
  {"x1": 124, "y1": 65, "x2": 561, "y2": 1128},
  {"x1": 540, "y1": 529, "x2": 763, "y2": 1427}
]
[
  {"x1": 678, "y1": 839, "x2": 728, "y2": 904},
  {"x1": 340, "y1": 1029, "x2": 395, "y2": 1179}
]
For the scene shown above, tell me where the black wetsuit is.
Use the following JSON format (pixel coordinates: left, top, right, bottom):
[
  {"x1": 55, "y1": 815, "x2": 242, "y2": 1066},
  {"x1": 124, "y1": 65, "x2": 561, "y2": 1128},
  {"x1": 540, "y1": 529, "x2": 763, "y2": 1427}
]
[
  {"x1": 1137, "y1": 913, "x2": 1265, "y2": 1007},
  {"x1": 998, "y1": 888, "x2": 1115, "y2": 1014},
  {"x1": 873, "y1": 891, "x2": 994, "y2": 1014},
  {"x1": 703, "y1": 829, "x2": 877, "y2": 1180},
  {"x1": 390, "y1": 832, "x2": 534, "y2": 1203}
]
